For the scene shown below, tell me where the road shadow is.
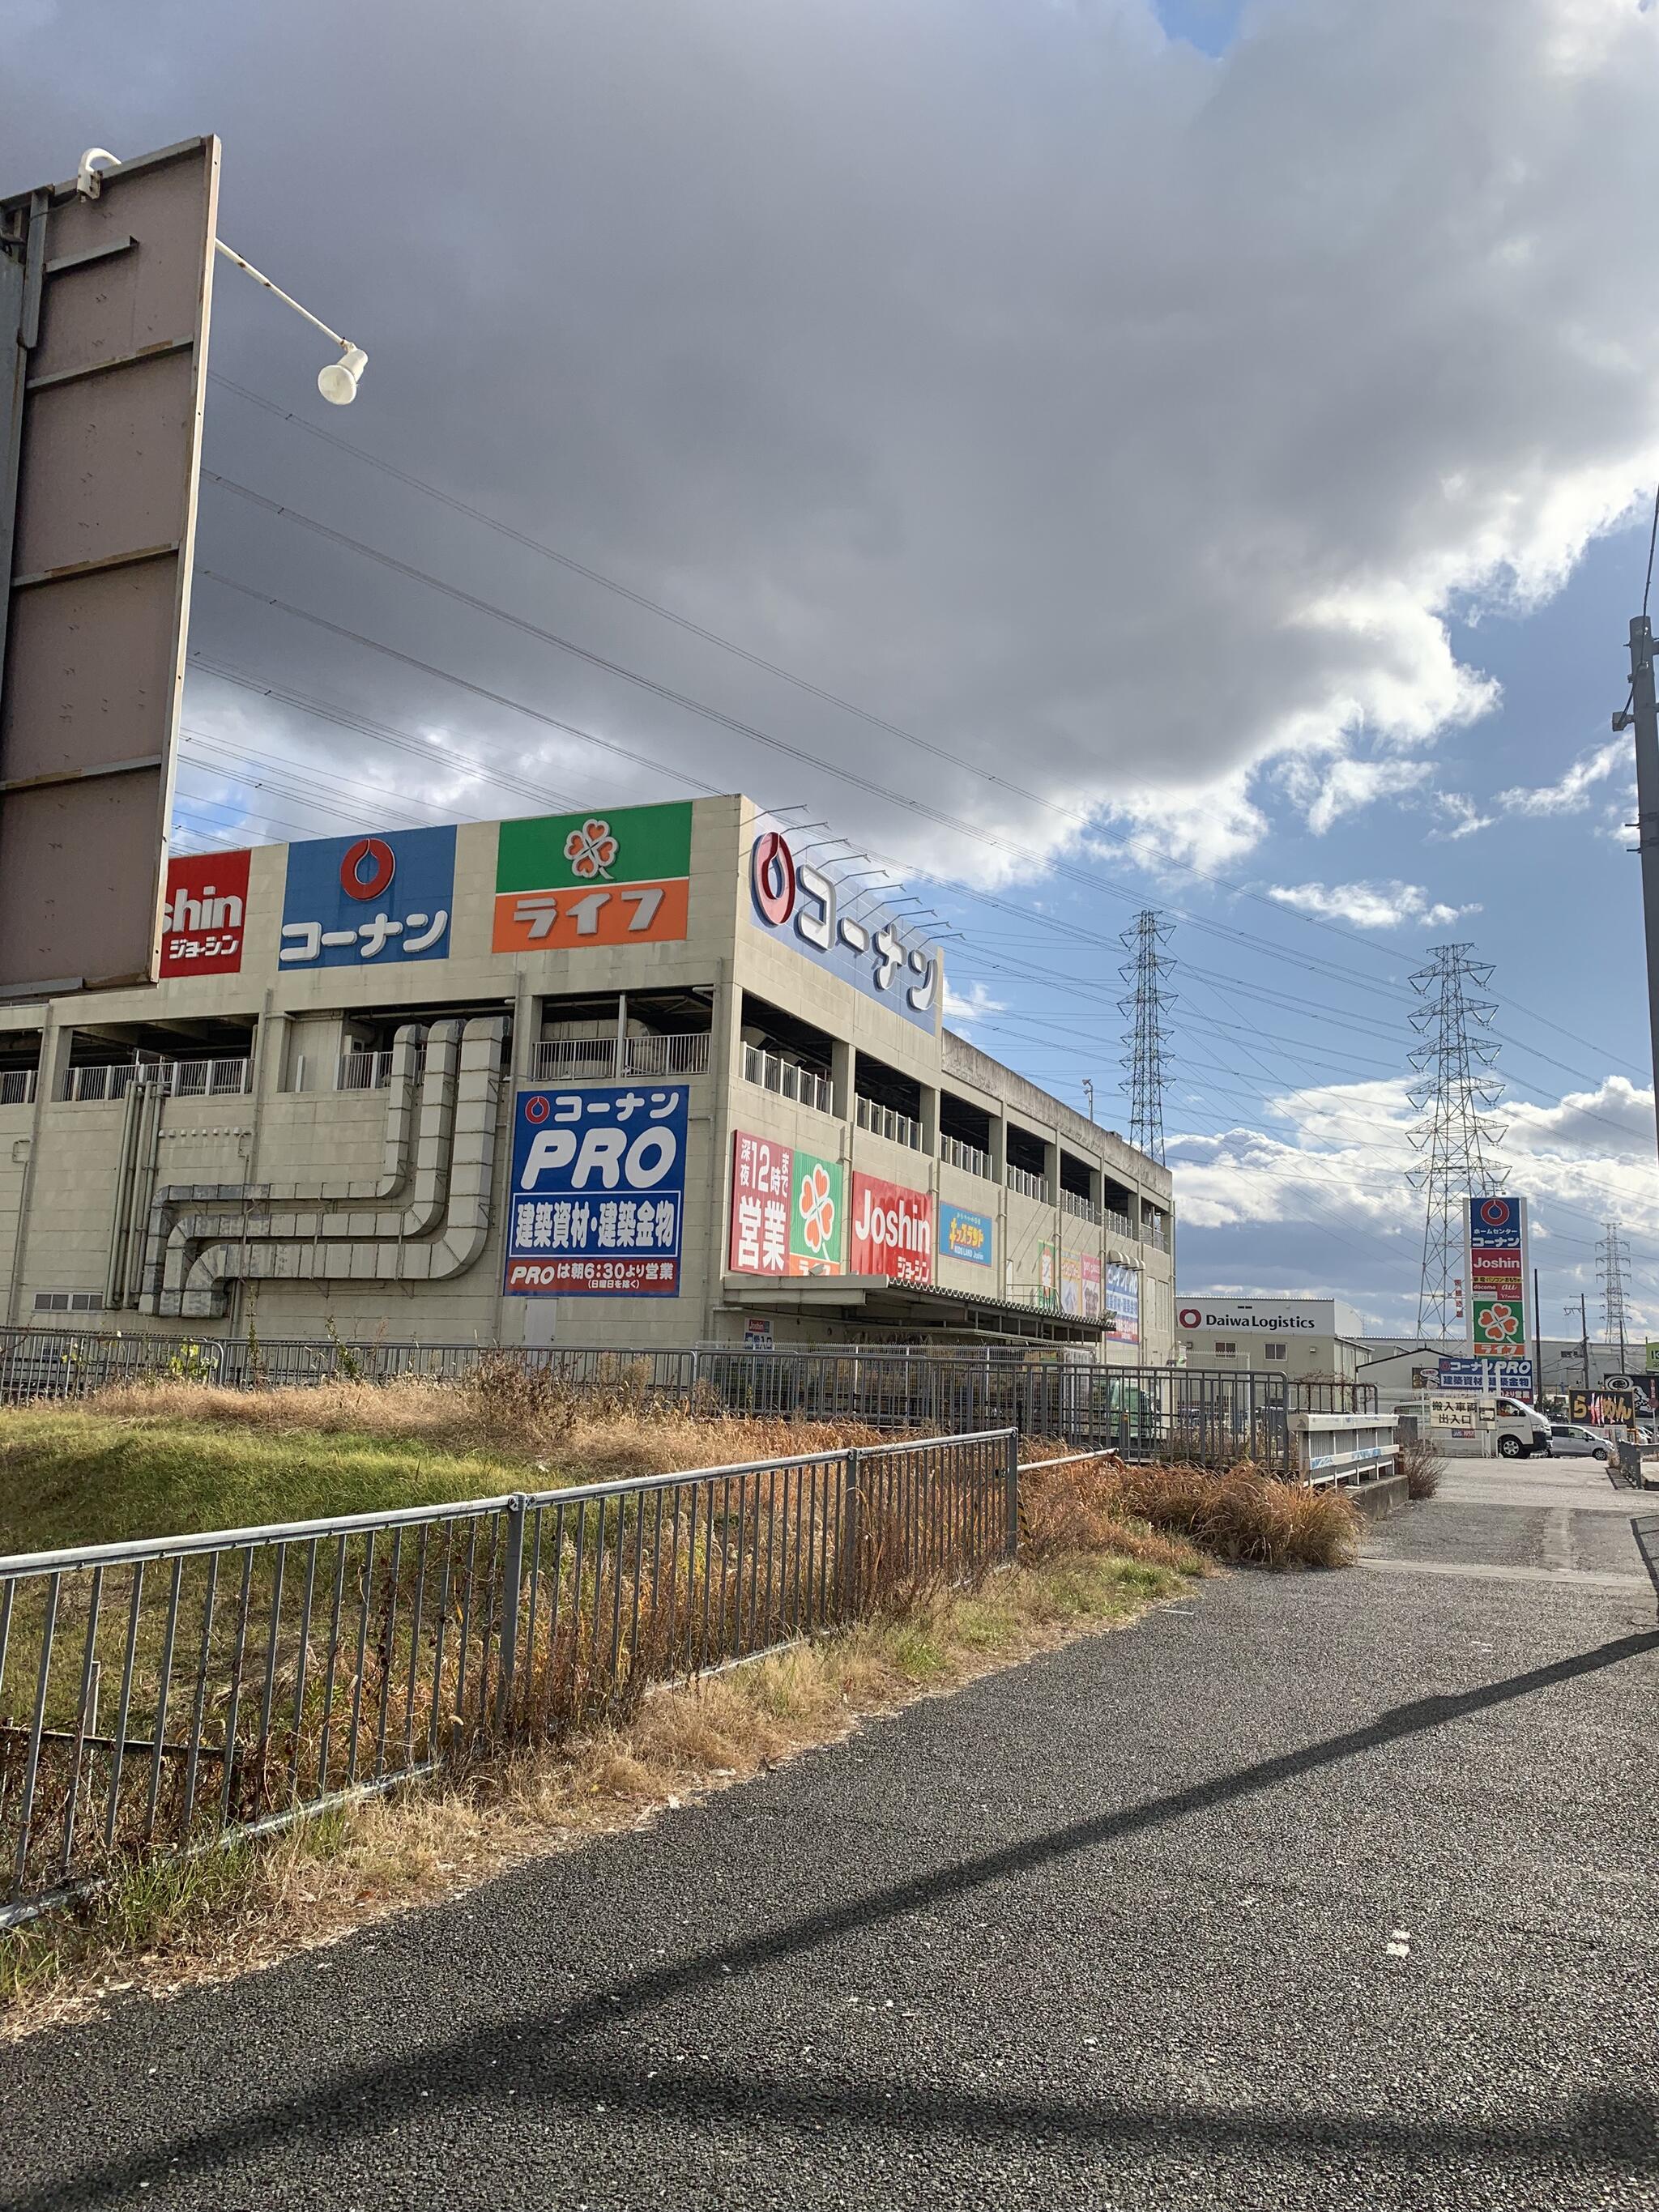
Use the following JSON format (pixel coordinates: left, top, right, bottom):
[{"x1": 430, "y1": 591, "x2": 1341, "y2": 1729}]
[{"x1": 10, "y1": 1624, "x2": 1657, "y2": 2210}]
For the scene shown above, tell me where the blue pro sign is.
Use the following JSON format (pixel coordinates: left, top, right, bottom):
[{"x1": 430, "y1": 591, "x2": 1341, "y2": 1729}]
[
  {"x1": 279, "y1": 825, "x2": 456, "y2": 970},
  {"x1": 504, "y1": 1083, "x2": 688, "y2": 1297}
]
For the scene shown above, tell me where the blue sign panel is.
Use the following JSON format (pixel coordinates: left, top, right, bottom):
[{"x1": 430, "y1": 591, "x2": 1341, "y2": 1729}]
[
  {"x1": 1437, "y1": 1356, "x2": 1533, "y2": 1396},
  {"x1": 938, "y1": 1202, "x2": 993, "y2": 1268},
  {"x1": 1468, "y1": 1196, "x2": 1524, "y2": 1250},
  {"x1": 504, "y1": 1083, "x2": 688, "y2": 1297},
  {"x1": 279, "y1": 826, "x2": 456, "y2": 970},
  {"x1": 746, "y1": 827, "x2": 940, "y2": 1033}
]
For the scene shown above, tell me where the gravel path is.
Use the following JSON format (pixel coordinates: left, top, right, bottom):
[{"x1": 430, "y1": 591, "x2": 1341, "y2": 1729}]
[{"x1": 3, "y1": 1457, "x2": 1656, "y2": 2210}]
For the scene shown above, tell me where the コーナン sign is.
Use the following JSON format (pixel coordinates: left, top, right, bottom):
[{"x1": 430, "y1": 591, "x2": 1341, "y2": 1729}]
[
  {"x1": 504, "y1": 1083, "x2": 687, "y2": 1297},
  {"x1": 748, "y1": 825, "x2": 940, "y2": 1032},
  {"x1": 849, "y1": 1173, "x2": 932, "y2": 1284},
  {"x1": 279, "y1": 826, "x2": 454, "y2": 969}
]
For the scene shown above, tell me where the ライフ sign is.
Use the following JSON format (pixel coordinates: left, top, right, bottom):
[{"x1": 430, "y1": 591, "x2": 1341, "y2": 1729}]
[{"x1": 493, "y1": 803, "x2": 692, "y2": 953}]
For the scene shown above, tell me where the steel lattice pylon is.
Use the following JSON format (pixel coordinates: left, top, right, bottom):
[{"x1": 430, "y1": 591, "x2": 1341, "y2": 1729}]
[
  {"x1": 1407, "y1": 944, "x2": 1508, "y2": 1336},
  {"x1": 1597, "y1": 1221, "x2": 1632, "y2": 1370},
  {"x1": 1119, "y1": 910, "x2": 1175, "y2": 1166}
]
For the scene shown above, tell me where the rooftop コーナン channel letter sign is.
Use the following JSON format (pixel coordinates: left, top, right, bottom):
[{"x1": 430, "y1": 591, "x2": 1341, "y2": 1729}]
[
  {"x1": 493, "y1": 803, "x2": 692, "y2": 953},
  {"x1": 0, "y1": 138, "x2": 220, "y2": 990}
]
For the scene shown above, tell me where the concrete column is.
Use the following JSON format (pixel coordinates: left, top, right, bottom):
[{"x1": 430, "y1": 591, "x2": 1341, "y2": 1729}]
[{"x1": 830, "y1": 1038, "x2": 854, "y2": 1121}]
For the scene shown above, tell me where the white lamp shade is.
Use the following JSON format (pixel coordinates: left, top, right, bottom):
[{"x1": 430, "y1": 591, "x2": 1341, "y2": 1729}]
[{"x1": 318, "y1": 345, "x2": 368, "y2": 406}]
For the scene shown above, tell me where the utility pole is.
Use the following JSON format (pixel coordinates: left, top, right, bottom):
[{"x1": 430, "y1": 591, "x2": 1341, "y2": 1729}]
[
  {"x1": 1581, "y1": 1293, "x2": 1592, "y2": 1393},
  {"x1": 1616, "y1": 617, "x2": 1659, "y2": 1161},
  {"x1": 1406, "y1": 944, "x2": 1507, "y2": 1336},
  {"x1": 1533, "y1": 1264, "x2": 1543, "y2": 1400},
  {"x1": 1082, "y1": 1077, "x2": 1095, "y2": 1123},
  {"x1": 1119, "y1": 911, "x2": 1174, "y2": 1167}
]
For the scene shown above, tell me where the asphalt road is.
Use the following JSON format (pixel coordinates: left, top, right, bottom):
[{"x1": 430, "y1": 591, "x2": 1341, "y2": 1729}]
[{"x1": 3, "y1": 1456, "x2": 1657, "y2": 2211}]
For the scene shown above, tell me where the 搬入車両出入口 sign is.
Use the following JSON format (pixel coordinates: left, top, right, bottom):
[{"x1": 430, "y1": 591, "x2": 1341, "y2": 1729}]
[
  {"x1": 493, "y1": 803, "x2": 692, "y2": 953},
  {"x1": 504, "y1": 1083, "x2": 688, "y2": 1297}
]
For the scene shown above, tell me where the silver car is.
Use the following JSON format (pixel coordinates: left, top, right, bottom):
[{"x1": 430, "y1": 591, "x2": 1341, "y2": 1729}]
[{"x1": 1546, "y1": 1422, "x2": 1613, "y2": 1462}]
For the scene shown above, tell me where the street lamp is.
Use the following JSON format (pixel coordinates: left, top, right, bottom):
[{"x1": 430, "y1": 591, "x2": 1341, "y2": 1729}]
[{"x1": 76, "y1": 149, "x2": 368, "y2": 405}]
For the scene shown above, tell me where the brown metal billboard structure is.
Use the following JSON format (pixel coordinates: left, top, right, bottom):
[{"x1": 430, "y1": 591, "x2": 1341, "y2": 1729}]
[{"x1": 0, "y1": 137, "x2": 219, "y2": 995}]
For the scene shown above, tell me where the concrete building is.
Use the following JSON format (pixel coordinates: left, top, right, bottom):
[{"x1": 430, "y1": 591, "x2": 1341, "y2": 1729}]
[
  {"x1": 1355, "y1": 1336, "x2": 1656, "y2": 1407},
  {"x1": 0, "y1": 796, "x2": 1175, "y2": 1355},
  {"x1": 1176, "y1": 1295, "x2": 1364, "y2": 1383}
]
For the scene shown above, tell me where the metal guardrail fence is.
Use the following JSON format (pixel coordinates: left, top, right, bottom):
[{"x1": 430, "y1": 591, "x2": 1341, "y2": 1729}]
[
  {"x1": 0, "y1": 1430, "x2": 1015, "y2": 1920},
  {"x1": 0, "y1": 1332, "x2": 1375, "y2": 1464}
]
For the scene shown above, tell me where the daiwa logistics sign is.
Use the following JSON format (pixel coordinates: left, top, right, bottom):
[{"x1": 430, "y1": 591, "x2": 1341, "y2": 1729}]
[{"x1": 1176, "y1": 1297, "x2": 1363, "y2": 1339}]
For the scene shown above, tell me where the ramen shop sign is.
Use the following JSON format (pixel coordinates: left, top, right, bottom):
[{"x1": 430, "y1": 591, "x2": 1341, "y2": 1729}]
[{"x1": 849, "y1": 1172, "x2": 932, "y2": 1285}]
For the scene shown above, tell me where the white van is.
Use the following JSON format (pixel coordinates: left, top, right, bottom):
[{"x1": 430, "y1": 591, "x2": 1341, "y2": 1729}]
[{"x1": 1493, "y1": 1396, "x2": 1551, "y2": 1460}]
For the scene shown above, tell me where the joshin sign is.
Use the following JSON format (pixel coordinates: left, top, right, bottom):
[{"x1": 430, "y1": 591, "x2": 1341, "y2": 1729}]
[
  {"x1": 504, "y1": 1083, "x2": 687, "y2": 1296},
  {"x1": 849, "y1": 1173, "x2": 932, "y2": 1285}
]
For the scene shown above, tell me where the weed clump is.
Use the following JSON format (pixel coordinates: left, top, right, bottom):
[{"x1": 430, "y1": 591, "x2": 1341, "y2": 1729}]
[{"x1": 1021, "y1": 1451, "x2": 1358, "y2": 1570}]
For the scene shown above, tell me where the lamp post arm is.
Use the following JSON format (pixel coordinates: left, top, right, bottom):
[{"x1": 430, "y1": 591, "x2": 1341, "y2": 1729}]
[{"x1": 214, "y1": 240, "x2": 351, "y2": 353}]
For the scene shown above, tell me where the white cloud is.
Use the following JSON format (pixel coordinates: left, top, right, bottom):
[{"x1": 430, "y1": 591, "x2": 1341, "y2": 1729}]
[
  {"x1": 942, "y1": 979, "x2": 1005, "y2": 1027},
  {"x1": 1171, "y1": 1069, "x2": 1659, "y2": 1332},
  {"x1": 1430, "y1": 792, "x2": 1497, "y2": 841},
  {"x1": 1495, "y1": 736, "x2": 1629, "y2": 818},
  {"x1": 11, "y1": 0, "x2": 1659, "y2": 881},
  {"x1": 1265, "y1": 880, "x2": 1478, "y2": 931},
  {"x1": 1280, "y1": 757, "x2": 1438, "y2": 837}
]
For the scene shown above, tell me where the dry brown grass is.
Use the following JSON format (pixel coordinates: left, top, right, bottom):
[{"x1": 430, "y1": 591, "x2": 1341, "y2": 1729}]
[
  {"x1": 0, "y1": 1538, "x2": 1197, "y2": 2042},
  {"x1": 1398, "y1": 1436, "x2": 1442, "y2": 1500},
  {"x1": 83, "y1": 1368, "x2": 893, "y2": 1485},
  {"x1": 1021, "y1": 1449, "x2": 1359, "y2": 1570}
]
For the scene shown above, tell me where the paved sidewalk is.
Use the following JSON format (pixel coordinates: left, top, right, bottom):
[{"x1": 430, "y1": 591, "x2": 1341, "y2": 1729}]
[{"x1": 2, "y1": 1460, "x2": 1656, "y2": 2210}]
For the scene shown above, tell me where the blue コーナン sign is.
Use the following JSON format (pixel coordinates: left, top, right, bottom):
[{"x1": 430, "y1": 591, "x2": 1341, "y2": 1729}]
[
  {"x1": 279, "y1": 825, "x2": 456, "y2": 969},
  {"x1": 504, "y1": 1083, "x2": 688, "y2": 1297}
]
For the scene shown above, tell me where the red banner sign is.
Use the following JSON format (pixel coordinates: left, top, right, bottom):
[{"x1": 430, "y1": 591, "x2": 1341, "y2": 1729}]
[
  {"x1": 159, "y1": 850, "x2": 250, "y2": 977},
  {"x1": 728, "y1": 1132, "x2": 793, "y2": 1276},
  {"x1": 849, "y1": 1172, "x2": 932, "y2": 1285}
]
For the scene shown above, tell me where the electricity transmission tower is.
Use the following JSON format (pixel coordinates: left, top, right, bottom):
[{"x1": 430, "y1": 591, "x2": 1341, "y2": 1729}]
[
  {"x1": 1407, "y1": 944, "x2": 1508, "y2": 1336},
  {"x1": 1120, "y1": 911, "x2": 1174, "y2": 1166},
  {"x1": 1597, "y1": 1221, "x2": 1632, "y2": 1370}
]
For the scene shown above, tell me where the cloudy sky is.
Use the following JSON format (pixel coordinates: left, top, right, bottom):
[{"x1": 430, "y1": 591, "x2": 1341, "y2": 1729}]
[{"x1": 9, "y1": 0, "x2": 1659, "y2": 1335}]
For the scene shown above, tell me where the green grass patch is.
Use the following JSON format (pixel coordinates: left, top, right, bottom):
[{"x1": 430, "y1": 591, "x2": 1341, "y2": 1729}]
[{"x1": 0, "y1": 1409, "x2": 527, "y2": 1555}]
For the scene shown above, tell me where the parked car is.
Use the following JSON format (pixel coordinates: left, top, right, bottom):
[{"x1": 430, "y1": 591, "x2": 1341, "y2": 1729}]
[{"x1": 1546, "y1": 1421, "x2": 1613, "y2": 1462}]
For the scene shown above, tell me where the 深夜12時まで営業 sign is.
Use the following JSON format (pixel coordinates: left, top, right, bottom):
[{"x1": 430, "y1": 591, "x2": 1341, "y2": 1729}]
[
  {"x1": 1465, "y1": 1195, "x2": 1529, "y2": 1355},
  {"x1": 279, "y1": 826, "x2": 455, "y2": 969},
  {"x1": 727, "y1": 1131, "x2": 844, "y2": 1276},
  {"x1": 938, "y1": 1202, "x2": 993, "y2": 1269},
  {"x1": 160, "y1": 849, "x2": 250, "y2": 977},
  {"x1": 747, "y1": 826, "x2": 940, "y2": 1032},
  {"x1": 493, "y1": 803, "x2": 692, "y2": 953},
  {"x1": 504, "y1": 1083, "x2": 688, "y2": 1296}
]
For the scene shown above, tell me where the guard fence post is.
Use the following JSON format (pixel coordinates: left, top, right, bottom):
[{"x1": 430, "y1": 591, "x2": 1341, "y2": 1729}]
[
  {"x1": 841, "y1": 1447, "x2": 863, "y2": 1617},
  {"x1": 495, "y1": 1494, "x2": 527, "y2": 1734},
  {"x1": 1004, "y1": 1426, "x2": 1020, "y2": 1560}
]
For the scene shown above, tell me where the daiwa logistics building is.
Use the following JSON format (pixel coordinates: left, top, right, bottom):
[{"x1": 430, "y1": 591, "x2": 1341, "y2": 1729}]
[{"x1": 0, "y1": 797, "x2": 1175, "y2": 1356}]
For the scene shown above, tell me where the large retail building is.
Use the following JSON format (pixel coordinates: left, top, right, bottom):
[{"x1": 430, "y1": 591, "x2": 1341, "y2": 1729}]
[{"x1": 0, "y1": 795, "x2": 1175, "y2": 1356}]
